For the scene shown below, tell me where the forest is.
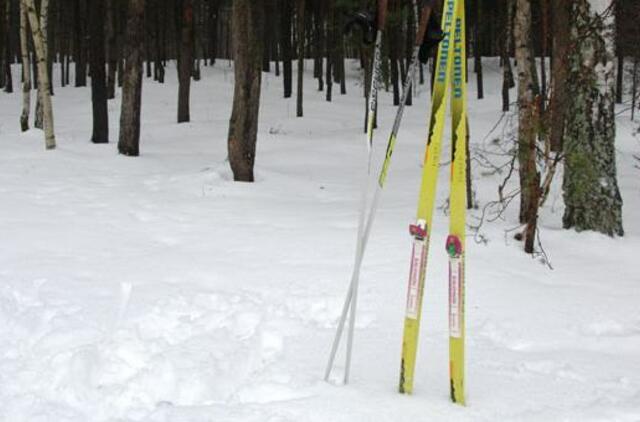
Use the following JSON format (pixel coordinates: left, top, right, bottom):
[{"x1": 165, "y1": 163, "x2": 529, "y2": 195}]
[
  {"x1": 1, "y1": 0, "x2": 638, "y2": 252},
  {"x1": 0, "y1": 1, "x2": 639, "y2": 420}
]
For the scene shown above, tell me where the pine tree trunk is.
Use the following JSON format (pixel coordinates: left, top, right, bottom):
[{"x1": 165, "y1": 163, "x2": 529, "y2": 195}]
[
  {"x1": 177, "y1": 0, "x2": 193, "y2": 123},
  {"x1": 227, "y1": 0, "x2": 263, "y2": 182},
  {"x1": 296, "y1": 0, "x2": 304, "y2": 117},
  {"x1": 562, "y1": 0, "x2": 624, "y2": 237},
  {"x1": 2, "y1": 0, "x2": 11, "y2": 94},
  {"x1": 474, "y1": 0, "x2": 484, "y2": 99},
  {"x1": 263, "y1": 0, "x2": 272, "y2": 73},
  {"x1": 154, "y1": 3, "x2": 164, "y2": 83},
  {"x1": 514, "y1": 0, "x2": 540, "y2": 252},
  {"x1": 325, "y1": 0, "x2": 333, "y2": 102},
  {"x1": 208, "y1": 0, "x2": 219, "y2": 65},
  {"x1": 25, "y1": 0, "x2": 56, "y2": 149},
  {"x1": 281, "y1": 0, "x2": 292, "y2": 98},
  {"x1": 89, "y1": 0, "x2": 108, "y2": 143},
  {"x1": 74, "y1": 0, "x2": 87, "y2": 86},
  {"x1": 0, "y1": 0, "x2": 6, "y2": 90},
  {"x1": 615, "y1": 0, "x2": 623, "y2": 104},
  {"x1": 118, "y1": 0, "x2": 144, "y2": 156},
  {"x1": 549, "y1": 0, "x2": 570, "y2": 152},
  {"x1": 501, "y1": 0, "x2": 514, "y2": 111},
  {"x1": 19, "y1": 0, "x2": 31, "y2": 132}
]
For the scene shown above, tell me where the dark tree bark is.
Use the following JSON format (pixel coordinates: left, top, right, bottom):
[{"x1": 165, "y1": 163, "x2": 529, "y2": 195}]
[
  {"x1": 312, "y1": 0, "x2": 322, "y2": 90},
  {"x1": 177, "y1": 0, "x2": 193, "y2": 123},
  {"x1": 281, "y1": 0, "x2": 292, "y2": 98},
  {"x1": 2, "y1": 8, "x2": 12, "y2": 93},
  {"x1": 89, "y1": 0, "x2": 108, "y2": 143},
  {"x1": 325, "y1": 0, "x2": 334, "y2": 102},
  {"x1": 296, "y1": 0, "x2": 304, "y2": 117},
  {"x1": 153, "y1": 2, "x2": 164, "y2": 83},
  {"x1": 227, "y1": 0, "x2": 263, "y2": 182},
  {"x1": 474, "y1": 0, "x2": 484, "y2": 99},
  {"x1": 501, "y1": 0, "x2": 515, "y2": 112},
  {"x1": 263, "y1": 0, "x2": 272, "y2": 72},
  {"x1": 118, "y1": 0, "x2": 144, "y2": 156},
  {"x1": 107, "y1": 0, "x2": 118, "y2": 99},
  {"x1": 74, "y1": 0, "x2": 87, "y2": 87},
  {"x1": 549, "y1": 0, "x2": 570, "y2": 152},
  {"x1": 389, "y1": 17, "x2": 400, "y2": 106},
  {"x1": 0, "y1": 0, "x2": 6, "y2": 90},
  {"x1": 615, "y1": 0, "x2": 623, "y2": 104},
  {"x1": 208, "y1": 0, "x2": 219, "y2": 65}
]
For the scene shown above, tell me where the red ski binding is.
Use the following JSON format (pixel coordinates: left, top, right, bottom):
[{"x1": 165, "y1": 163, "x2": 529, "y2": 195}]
[
  {"x1": 446, "y1": 235, "x2": 463, "y2": 258},
  {"x1": 409, "y1": 223, "x2": 427, "y2": 240}
]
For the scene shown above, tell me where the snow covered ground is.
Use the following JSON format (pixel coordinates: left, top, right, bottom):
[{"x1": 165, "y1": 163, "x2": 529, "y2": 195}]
[{"x1": 0, "y1": 60, "x2": 639, "y2": 421}]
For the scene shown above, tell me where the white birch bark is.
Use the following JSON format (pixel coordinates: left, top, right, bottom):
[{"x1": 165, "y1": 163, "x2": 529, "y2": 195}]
[
  {"x1": 34, "y1": 0, "x2": 48, "y2": 129},
  {"x1": 24, "y1": 0, "x2": 55, "y2": 149},
  {"x1": 562, "y1": 0, "x2": 623, "y2": 236}
]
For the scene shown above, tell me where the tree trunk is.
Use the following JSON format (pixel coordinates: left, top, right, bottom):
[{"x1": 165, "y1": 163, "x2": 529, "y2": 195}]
[
  {"x1": 118, "y1": 0, "x2": 144, "y2": 156},
  {"x1": 562, "y1": 0, "x2": 624, "y2": 237},
  {"x1": 106, "y1": 0, "x2": 117, "y2": 98},
  {"x1": 74, "y1": 0, "x2": 87, "y2": 87},
  {"x1": 89, "y1": 0, "x2": 108, "y2": 143},
  {"x1": 19, "y1": 0, "x2": 31, "y2": 132},
  {"x1": 514, "y1": 0, "x2": 540, "y2": 252},
  {"x1": 227, "y1": 0, "x2": 263, "y2": 182},
  {"x1": 263, "y1": 0, "x2": 272, "y2": 73},
  {"x1": 615, "y1": 0, "x2": 623, "y2": 104},
  {"x1": 177, "y1": 0, "x2": 193, "y2": 123},
  {"x1": 281, "y1": 0, "x2": 292, "y2": 98},
  {"x1": 501, "y1": 0, "x2": 514, "y2": 111},
  {"x1": 208, "y1": 0, "x2": 219, "y2": 65},
  {"x1": 0, "y1": 0, "x2": 6, "y2": 90},
  {"x1": 549, "y1": 0, "x2": 570, "y2": 152},
  {"x1": 296, "y1": 0, "x2": 304, "y2": 117},
  {"x1": 325, "y1": 0, "x2": 333, "y2": 102},
  {"x1": 34, "y1": 0, "x2": 49, "y2": 130},
  {"x1": 25, "y1": 0, "x2": 56, "y2": 149},
  {"x1": 474, "y1": 0, "x2": 484, "y2": 99},
  {"x1": 3, "y1": 0, "x2": 12, "y2": 94}
]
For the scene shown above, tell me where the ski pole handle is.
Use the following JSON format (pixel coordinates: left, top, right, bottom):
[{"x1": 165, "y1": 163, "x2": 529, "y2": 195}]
[
  {"x1": 415, "y1": 5, "x2": 432, "y2": 46},
  {"x1": 377, "y1": 0, "x2": 389, "y2": 31}
]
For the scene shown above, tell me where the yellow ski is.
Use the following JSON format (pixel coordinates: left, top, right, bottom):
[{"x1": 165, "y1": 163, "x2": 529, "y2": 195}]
[
  {"x1": 399, "y1": 0, "x2": 460, "y2": 395},
  {"x1": 447, "y1": 0, "x2": 467, "y2": 405}
]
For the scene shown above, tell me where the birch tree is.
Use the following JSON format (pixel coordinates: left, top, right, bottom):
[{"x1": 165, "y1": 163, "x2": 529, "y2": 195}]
[
  {"x1": 25, "y1": 0, "x2": 56, "y2": 149},
  {"x1": 514, "y1": 0, "x2": 540, "y2": 253},
  {"x1": 33, "y1": 0, "x2": 49, "y2": 130},
  {"x1": 562, "y1": 0, "x2": 624, "y2": 236}
]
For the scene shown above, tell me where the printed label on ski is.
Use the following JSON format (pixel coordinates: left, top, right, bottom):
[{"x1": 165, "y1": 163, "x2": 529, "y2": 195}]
[
  {"x1": 406, "y1": 240, "x2": 426, "y2": 319},
  {"x1": 449, "y1": 257, "x2": 462, "y2": 338}
]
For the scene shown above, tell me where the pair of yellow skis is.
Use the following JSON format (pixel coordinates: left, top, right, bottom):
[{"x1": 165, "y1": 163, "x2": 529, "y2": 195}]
[{"x1": 399, "y1": 0, "x2": 467, "y2": 405}]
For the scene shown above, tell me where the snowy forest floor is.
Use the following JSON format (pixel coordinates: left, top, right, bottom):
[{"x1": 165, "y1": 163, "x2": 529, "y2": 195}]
[{"x1": 0, "y1": 60, "x2": 639, "y2": 422}]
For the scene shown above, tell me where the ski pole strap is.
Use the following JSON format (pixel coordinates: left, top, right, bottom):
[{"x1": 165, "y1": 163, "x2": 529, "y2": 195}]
[{"x1": 377, "y1": 0, "x2": 389, "y2": 31}]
